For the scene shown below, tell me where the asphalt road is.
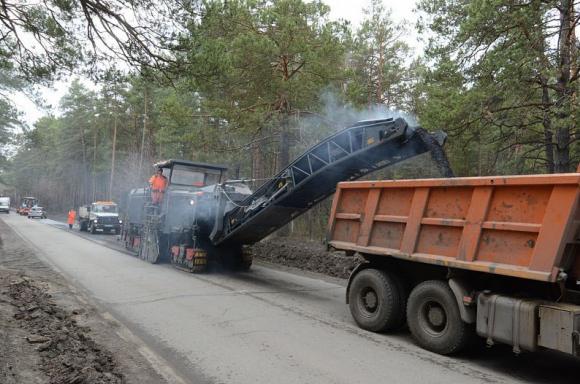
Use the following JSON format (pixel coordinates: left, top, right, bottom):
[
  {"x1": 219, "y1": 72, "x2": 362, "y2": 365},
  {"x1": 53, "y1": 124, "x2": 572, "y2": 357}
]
[{"x1": 2, "y1": 213, "x2": 579, "y2": 384}]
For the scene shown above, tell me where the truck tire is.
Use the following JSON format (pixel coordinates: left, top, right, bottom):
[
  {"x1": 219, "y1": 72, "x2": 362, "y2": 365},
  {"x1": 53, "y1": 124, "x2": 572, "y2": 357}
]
[
  {"x1": 407, "y1": 280, "x2": 470, "y2": 355},
  {"x1": 348, "y1": 268, "x2": 406, "y2": 332}
]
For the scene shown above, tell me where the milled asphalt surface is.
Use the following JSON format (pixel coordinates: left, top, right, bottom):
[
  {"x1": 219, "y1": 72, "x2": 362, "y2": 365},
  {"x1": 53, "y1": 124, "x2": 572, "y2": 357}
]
[{"x1": 2, "y1": 213, "x2": 579, "y2": 384}]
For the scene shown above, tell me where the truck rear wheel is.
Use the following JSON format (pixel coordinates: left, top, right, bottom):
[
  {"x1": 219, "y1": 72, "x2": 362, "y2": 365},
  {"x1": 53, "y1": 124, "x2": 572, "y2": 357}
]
[
  {"x1": 348, "y1": 269, "x2": 406, "y2": 332},
  {"x1": 407, "y1": 280, "x2": 470, "y2": 355}
]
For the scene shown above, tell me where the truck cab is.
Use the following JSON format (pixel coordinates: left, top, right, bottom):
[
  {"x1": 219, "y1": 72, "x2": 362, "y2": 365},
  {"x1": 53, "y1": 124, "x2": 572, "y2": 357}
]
[{"x1": 79, "y1": 201, "x2": 122, "y2": 234}]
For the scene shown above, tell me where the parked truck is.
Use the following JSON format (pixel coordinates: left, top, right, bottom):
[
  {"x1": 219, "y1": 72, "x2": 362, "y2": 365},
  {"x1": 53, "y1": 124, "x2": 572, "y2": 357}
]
[
  {"x1": 16, "y1": 196, "x2": 37, "y2": 215},
  {"x1": 327, "y1": 170, "x2": 580, "y2": 357},
  {"x1": 0, "y1": 196, "x2": 9, "y2": 214},
  {"x1": 78, "y1": 201, "x2": 122, "y2": 234}
]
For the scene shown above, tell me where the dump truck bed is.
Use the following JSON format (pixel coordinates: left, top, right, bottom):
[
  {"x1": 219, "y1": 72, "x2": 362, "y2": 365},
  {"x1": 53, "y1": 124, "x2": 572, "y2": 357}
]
[{"x1": 328, "y1": 173, "x2": 580, "y2": 283}]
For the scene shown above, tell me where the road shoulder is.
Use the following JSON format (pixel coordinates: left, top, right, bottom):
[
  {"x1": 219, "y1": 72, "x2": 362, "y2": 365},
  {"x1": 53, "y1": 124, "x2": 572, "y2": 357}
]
[{"x1": 0, "y1": 217, "x2": 171, "y2": 384}]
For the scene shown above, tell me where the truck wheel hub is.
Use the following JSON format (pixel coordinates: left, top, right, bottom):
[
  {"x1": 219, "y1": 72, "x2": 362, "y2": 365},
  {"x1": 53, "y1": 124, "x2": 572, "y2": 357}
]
[
  {"x1": 361, "y1": 288, "x2": 378, "y2": 312},
  {"x1": 426, "y1": 303, "x2": 446, "y2": 330}
]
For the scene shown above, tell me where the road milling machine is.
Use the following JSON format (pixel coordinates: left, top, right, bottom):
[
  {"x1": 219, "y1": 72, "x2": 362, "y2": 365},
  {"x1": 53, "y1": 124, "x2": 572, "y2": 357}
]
[{"x1": 122, "y1": 117, "x2": 451, "y2": 272}]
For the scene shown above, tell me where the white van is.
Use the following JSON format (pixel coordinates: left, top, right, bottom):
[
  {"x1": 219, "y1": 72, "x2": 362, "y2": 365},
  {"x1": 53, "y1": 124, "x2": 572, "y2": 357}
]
[{"x1": 0, "y1": 197, "x2": 10, "y2": 214}]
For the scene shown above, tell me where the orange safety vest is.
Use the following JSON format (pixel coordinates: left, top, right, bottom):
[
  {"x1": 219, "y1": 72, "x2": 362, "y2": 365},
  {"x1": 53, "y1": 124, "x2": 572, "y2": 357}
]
[
  {"x1": 67, "y1": 210, "x2": 76, "y2": 224},
  {"x1": 149, "y1": 174, "x2": 167, "y2": 192}
]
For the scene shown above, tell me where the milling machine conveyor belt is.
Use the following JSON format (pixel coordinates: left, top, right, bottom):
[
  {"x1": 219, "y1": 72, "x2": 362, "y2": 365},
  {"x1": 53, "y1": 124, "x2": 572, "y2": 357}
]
[{"x1": 210, "y1": 117, "x2": 443, "y2": 246}]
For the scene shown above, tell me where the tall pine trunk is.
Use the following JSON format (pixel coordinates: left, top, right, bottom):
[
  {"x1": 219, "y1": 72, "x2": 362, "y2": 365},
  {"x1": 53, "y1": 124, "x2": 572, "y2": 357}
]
[
  {"x1": 554, "y1": 0, "x2": 573, "y2": 172},
  {"x1": 276, "y1": 113, "x2": 291, "y2": 237},
  {"x1": 541, "y1": 78, "x2": 555, "y2": 173},
  {"x1": 251, "y1": 142, "x2": 264, "y2": 189}
]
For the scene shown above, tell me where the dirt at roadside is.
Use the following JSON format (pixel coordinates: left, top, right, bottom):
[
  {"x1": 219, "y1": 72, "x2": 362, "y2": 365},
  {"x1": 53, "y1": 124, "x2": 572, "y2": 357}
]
[
  {"x1": 250, "y1": 237, "x2": 362, "y2": 279},
  {"x1": 0, "y1": 219, "x2": 167, "y2": 384},
  {"x1": 1, "y1": 275, "x2": 123, "y2": 383}
]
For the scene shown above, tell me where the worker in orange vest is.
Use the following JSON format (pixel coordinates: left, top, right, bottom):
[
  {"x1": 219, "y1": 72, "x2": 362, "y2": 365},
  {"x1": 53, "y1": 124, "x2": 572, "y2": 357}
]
[
  {"x1": 67, "y1": 209, "x2": 76, "y2": 229},
  {"x1": 149, "y1": 167, "x2": 168, "y2": 204}
]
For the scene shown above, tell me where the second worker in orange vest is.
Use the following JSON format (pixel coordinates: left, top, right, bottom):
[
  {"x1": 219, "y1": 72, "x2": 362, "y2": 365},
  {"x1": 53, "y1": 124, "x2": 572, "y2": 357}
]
[
  {"x1": 149, "y1": 168, "x2": 168, "y2": 204},
  {"x1": 67, "y1": 209, "x2": 76, "y2": 229}
]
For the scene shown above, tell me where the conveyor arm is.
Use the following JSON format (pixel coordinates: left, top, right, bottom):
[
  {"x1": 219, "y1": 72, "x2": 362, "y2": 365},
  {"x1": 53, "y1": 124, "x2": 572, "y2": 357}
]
[{"x1": 210, "y1": 117, "x2": 447, "y2": 246}]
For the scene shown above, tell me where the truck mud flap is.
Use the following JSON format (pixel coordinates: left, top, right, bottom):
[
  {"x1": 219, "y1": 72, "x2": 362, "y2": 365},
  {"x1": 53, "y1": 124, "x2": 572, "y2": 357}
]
[{"x1": 345, "y1": 262, "x2": 372, "y2": 304}]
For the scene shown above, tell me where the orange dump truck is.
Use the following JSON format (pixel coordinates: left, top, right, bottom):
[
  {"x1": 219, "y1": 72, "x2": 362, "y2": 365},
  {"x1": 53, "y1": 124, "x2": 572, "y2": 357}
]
[{"x1": 328, "y1": 172, "x2": 580, "y2": 356}]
